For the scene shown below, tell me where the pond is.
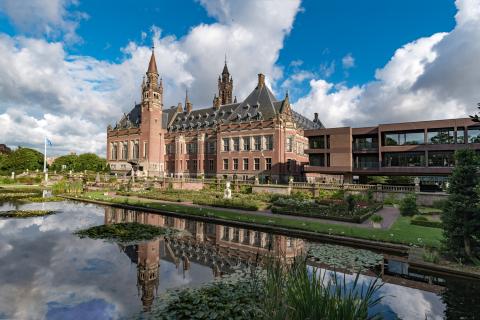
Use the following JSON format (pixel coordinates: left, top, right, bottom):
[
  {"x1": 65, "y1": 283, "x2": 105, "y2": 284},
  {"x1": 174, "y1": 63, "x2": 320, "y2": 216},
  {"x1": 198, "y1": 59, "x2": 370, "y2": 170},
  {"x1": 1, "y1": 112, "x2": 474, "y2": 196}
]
[{"x1": 0, "y1": 200, "x2": 478, "y2": 319}]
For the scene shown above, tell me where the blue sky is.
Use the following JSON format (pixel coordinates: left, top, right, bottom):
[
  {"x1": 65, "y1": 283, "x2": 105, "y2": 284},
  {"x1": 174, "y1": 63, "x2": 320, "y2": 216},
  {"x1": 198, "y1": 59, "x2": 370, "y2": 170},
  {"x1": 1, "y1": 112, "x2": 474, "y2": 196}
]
[{"x1": 0, "y1": 0, "x2": 478, "y2": 155}]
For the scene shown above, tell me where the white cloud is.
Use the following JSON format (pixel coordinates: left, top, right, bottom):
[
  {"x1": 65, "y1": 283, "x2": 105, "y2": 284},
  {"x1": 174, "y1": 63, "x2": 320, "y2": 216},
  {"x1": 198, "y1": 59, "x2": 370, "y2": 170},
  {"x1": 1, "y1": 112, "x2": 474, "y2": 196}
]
[
  {"x1": 341, "y1": 53, "x2": 355, "y2": 69},
  {"x1": 0, "y1": 0, "x2": 87, "y2": 43},
  {"x1": 0, "y1": 0, "x2": 302, "y2": 155},
  {"x1": 294, "y1": 0, "x2": 480, "y2": 128}
]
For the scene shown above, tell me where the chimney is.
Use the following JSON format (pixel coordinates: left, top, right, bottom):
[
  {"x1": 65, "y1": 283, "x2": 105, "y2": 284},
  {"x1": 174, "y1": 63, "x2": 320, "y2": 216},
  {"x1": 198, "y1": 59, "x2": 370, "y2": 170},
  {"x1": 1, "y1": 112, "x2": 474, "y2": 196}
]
[
  {"x1": 314, "y1": 113, "x2": 319, "y2": 122},
  {"x1": 257, "y1": 73, "x2": 265, "y2": 89}
]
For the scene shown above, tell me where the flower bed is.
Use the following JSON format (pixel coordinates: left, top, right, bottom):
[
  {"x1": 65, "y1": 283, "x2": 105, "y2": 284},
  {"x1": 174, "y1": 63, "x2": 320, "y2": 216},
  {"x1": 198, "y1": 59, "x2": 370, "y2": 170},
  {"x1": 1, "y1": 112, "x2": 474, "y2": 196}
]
[{"x1": 271, "y1": 198, "x2": 382, "y2": 223}]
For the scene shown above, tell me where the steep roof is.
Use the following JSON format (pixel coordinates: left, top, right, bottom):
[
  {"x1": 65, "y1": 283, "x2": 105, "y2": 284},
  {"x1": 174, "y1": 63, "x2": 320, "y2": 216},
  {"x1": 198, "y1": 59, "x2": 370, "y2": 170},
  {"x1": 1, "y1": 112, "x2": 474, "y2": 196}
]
[
  {"x1": 147, "y1": 50, "x2": 158, "y2": 74},
  {"x1": 114, "y1": 104, "x2": 142, "y2": 130}
]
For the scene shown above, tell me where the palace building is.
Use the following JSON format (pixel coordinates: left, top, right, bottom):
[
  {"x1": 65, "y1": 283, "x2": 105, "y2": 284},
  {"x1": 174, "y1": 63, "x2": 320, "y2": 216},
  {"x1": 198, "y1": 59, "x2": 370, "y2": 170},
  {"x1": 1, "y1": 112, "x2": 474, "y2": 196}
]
[
  {"x1": 107, "y1": 49, "x2": 323, "y2": 182},
  {"x1": 107, "y1": 49, "x2": 480, "y2": 184}
]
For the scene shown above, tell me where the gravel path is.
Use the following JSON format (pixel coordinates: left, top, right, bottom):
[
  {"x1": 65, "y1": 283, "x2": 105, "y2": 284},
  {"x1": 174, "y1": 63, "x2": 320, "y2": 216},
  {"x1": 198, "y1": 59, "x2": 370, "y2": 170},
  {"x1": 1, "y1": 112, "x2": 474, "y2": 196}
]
[{"x1": 115, "y1": 195, "x2": 401, "y2": 230}]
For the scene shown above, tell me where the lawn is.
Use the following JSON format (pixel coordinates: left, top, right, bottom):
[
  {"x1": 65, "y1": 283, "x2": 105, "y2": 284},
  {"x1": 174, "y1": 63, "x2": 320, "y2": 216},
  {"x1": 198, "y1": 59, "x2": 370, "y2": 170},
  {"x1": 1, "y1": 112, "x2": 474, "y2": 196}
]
[{"x1": 76, "y1": 192, "x2": 443, "y2": 248}]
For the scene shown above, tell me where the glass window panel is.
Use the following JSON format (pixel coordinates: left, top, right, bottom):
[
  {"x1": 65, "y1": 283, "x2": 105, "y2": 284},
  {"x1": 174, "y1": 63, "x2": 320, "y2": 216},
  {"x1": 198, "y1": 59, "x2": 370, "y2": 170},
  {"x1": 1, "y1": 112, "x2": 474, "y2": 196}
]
[
  {"x1": 456, "y1": 128, "x2": 465, "y2": 144},
  {"x1": 427, "y1": 128, "x2": 454, "y2": 144},
  {"x1": 468, "y1": 127, "x2": 480, "y2": 143},
  {"x1": 383, "y1": 152, "x2": 425, "y2": 167},
  {"x1": 428, "y1": 151, "x2": 455, "y2": 167},
  {"x1": 309, "y1": 136, "x2": 325, "y2": 149}
]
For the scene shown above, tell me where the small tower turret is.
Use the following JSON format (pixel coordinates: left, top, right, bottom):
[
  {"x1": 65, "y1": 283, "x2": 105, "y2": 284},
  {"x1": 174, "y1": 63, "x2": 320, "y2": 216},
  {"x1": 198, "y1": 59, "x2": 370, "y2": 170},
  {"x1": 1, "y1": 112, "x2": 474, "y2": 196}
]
[{"x1": 218, "y1": 56, "x2": 233, "y2": 105}]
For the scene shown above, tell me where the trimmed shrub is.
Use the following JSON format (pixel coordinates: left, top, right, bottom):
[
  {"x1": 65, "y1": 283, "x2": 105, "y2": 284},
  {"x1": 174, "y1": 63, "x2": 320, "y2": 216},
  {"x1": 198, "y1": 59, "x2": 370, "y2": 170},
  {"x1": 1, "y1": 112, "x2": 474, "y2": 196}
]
[
  {"x1": 411, "y1": 218, "x2": 443, "y2": 229},
  {"x1": 370, "y1": 214, "x2": 383, "y2": 223},
  {"x1": 399, "y1": 193, "x2": 419, "y2": 216},
  {"x1": 193, "y1": 197, "x2": 261, "y2": 211}
]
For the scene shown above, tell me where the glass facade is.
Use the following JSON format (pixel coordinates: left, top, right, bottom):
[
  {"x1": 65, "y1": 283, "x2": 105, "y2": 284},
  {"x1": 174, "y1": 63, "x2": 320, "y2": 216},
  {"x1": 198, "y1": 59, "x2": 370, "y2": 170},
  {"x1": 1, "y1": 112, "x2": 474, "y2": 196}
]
[
  {"x1": 383, "y1": 131, "x2": 424, "y2": 146},
  {"x1": 353, "y1": 155, "x2": 379, "y2": 168},
  {"x1": 428, "y1": 151, "x2": 454, "y2": 167},
  {"x1": 383, "y1": 152, "x2": 425, "y2": 167},
  {"x1": 427, "y1": 128, "x2": 454, "y2": 144}
]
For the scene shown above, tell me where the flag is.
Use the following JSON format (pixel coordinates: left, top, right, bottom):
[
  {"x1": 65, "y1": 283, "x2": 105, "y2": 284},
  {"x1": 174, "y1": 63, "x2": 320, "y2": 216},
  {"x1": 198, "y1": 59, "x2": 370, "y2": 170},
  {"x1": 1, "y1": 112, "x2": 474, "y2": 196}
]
[{"x1": 46, "y1": 138, "x2": 53, "y2": 146}]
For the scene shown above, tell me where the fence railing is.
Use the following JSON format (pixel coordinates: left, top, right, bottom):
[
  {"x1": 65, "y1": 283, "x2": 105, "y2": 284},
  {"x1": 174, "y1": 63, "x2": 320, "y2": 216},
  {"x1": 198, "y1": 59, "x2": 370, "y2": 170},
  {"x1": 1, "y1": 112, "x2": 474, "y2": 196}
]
[{"x1": 290, "y1": 182, "x2": 415, "y2": 193}]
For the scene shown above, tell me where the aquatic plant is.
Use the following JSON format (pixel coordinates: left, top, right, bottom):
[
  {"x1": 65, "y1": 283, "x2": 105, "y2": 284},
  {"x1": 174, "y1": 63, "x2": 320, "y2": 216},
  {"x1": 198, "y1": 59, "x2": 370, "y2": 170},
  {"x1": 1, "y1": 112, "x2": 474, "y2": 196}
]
[
  {"x1": 307, "y1": 243, "x2": 383, "y2": 272},
  {"x1": 0, "y1": 210, "x2": 56, "y2": 218},
  {"x1": 74, "y1": 222, "x2": 179, "y2": 243}
]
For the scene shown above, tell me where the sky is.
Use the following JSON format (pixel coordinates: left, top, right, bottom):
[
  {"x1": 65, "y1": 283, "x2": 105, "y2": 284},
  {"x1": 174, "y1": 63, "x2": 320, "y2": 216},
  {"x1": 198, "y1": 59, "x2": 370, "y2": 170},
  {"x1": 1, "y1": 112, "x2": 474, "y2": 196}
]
[{"x1": 0, "y1": 0, "x2": 479, "y2": 156}]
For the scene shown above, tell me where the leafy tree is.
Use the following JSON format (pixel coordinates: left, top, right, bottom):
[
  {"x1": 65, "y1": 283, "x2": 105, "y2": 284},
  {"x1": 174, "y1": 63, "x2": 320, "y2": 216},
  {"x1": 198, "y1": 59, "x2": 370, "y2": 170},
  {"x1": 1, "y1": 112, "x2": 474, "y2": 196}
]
[
  {"x1": 76, "y1": 153, "x2": 108, "y2": 172},
  {"x1": 50, "y1": 154, "x2": 79, "y2": 172},
  {"x1": 0, "y1": 147, "x2": 44, "y2": 174},
  {"x1": 399, "y1": 193, "x2": 419, "y2": 216},
  {"x1": 442, "y1": 149, "x2": 480, "y2": 261}
]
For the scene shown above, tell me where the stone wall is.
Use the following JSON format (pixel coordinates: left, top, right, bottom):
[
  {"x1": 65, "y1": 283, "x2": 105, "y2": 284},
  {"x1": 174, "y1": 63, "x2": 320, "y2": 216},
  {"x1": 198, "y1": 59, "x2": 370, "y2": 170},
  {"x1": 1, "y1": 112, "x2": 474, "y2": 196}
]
[{"x1": 252, "y1": 184, "x2": 291, "y2": 195}]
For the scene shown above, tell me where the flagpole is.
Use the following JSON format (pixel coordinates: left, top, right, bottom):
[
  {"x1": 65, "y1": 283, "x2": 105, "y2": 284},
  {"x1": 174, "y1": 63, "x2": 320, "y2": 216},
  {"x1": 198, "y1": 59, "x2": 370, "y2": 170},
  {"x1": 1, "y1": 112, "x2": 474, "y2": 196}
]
[{"x1": 44, "y1": 137, "x2": 48, "y2": 183}]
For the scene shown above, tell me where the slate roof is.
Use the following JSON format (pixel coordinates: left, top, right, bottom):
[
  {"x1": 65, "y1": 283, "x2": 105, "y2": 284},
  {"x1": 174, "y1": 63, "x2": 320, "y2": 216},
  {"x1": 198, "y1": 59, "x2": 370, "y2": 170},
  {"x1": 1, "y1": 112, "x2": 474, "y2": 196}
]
[
  {"x1": 114, "y1": 104, "x2": 142, "y2": 130},
  {"x1": 113, "y1": 80, "x2": 324, "y2": 132}
]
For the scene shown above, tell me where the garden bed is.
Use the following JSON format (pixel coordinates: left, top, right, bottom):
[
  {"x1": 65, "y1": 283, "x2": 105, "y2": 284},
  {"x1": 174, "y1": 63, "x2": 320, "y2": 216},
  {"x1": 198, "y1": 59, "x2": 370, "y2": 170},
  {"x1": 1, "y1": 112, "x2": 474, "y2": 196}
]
[
  {"x1": 271, "y1": 198, "x2": 382, "y2": 223},
  {"x1": 411, "y1": 215, "x2": 442, "y2": 228}
]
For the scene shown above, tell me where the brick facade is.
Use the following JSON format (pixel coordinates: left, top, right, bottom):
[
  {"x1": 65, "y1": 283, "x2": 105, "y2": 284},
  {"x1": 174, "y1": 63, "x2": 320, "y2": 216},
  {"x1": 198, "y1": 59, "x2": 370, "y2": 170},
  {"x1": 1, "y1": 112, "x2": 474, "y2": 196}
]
[{"x1": 107, "y1": 50, "x2": 322, "y2": 182}]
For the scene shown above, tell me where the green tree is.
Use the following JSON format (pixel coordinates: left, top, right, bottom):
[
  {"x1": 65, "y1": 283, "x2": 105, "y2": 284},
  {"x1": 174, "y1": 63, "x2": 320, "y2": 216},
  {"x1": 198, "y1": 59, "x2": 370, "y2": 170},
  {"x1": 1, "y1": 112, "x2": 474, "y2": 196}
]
[
  {"x1": 399, "y1": 193, "x2": 419, "y2": 216},
  {"x1": 0, "y1": 147, "x2": 44, "y2": 174},
  {"x1": 75, "y1": 153, "x2": 107, "y2": 172},
  {"x1": 442, "y1": 149, "x2": 480, "y2": 261},
  {"x1": 51, "y1": 154, "x2": 79, "y2": 172}
]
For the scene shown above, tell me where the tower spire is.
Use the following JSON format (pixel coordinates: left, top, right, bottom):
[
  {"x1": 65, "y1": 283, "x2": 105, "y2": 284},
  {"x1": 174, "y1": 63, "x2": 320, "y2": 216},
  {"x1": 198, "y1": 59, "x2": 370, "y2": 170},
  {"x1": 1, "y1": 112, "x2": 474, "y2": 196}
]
[
  {"x1": 147, "y1": 46, "x2": 158, "y2": 74},
  {"x1": 185, "y1": 88, "x2": 192, "y2": 113}
]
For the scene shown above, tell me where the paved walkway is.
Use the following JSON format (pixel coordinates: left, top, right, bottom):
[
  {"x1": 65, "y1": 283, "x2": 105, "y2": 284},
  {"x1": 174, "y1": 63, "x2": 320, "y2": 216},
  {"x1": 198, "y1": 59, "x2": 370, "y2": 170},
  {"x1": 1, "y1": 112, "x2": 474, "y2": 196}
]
[{"x1": 114, "y1": 195, "x2": 400, "y2": 230}]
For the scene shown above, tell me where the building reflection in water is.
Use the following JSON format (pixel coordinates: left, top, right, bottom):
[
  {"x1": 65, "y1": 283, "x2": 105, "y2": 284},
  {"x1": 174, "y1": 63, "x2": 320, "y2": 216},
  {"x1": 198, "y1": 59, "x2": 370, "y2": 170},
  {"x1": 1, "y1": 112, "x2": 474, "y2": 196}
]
[{"x1": 104, "y1": 207, "x2": 304, "y2": 311}]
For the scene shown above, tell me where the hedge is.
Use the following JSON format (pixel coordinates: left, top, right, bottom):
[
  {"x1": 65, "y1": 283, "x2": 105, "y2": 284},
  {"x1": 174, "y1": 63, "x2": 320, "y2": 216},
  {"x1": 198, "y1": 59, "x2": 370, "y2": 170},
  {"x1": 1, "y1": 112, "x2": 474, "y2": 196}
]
[
  {"x1": 193, "y1": 197, "x2": 261, "y2": 211},
  {"x1": 410, "y1": 219, "x2": 443, "y2": 229}
]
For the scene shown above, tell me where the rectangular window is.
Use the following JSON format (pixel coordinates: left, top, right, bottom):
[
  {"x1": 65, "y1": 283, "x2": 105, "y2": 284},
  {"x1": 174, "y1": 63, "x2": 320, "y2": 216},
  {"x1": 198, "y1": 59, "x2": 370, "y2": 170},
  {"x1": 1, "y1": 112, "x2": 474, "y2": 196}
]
[
  {"x1": 187, "y1": 143, "x2": 197, "y2": 154},
  {"x1": 133, "y1": 142, "x2": 139, "y2": 159},
  {"x1": 468, "y1": 127, "x2": 480, "y2": 143},
  {"x1": 309, "y1": 154, "x2": 325, "y2": 166},
  {"x1": 233, "y1": 137, "x2": 240, "y2": 151},
  {"x1": 233, "y1": 158, "x2": 239, "y2": 170},
  {"x1": 243, "y1": 158, "x2": 249, "y2": 170},
  {"x1": 232, "y1": 228, "x2": 240, "y2": 242},
  {"x1": 383, "y1": 131, "x2": 425, "y2": 146},
  {"x1": 456, "y1": 127, "x2": 465, "y2": 144},
  {"x1": 265, "y1": 158, "x2": 272, "y2": 170},
  {"x1": 428, "y1": 151, "x2": 455, "y2": 167},
  {"x1": 208, "y1": 141, "x2": 216, "y2": 154},
  {"x1": 309, "y1": 136, "x2": 325, "y2": 149},
  {"x1": 427, "y1": 128, "x2": 455, "y2": 144},
  {"x1": 222, "y1": 226, "x2": 230, "y2": 241},
  {"x1": 208, "y1": 159, "x2": 214, "y2": 171},
  {"x1": 254, "y1": 136, "x2": 261, "y2": 150},
  {"x1": 326, "y1": 135, "x2": 330, "y2": 149},
  {"x1": 223, "y1": 138, "x2": 230, "y2": 151},
  {"x1": 352, "y1": 136, "x2": 378, "y2": 150},
  {"x1": 266, "y1": 135, "x2": 274, "y2": 150},
  {"x1": 143, "y1": 142, "x2": 148, "y2": 158},
  {"x1": 383, "y1": 152, "x2": 425, "y2": 167},
  {"x1": 223, "y1": 159, "x2": 229, "y2": 170},
  {"x1": 286, "y1": 136, "x2": 293, "y2": 152},
  {"x1": 254, "y1": 158, "x2": 260, "y2": 170},
  {"x1": 243, "y1": 137, "x2": 251, "y2": 151}
]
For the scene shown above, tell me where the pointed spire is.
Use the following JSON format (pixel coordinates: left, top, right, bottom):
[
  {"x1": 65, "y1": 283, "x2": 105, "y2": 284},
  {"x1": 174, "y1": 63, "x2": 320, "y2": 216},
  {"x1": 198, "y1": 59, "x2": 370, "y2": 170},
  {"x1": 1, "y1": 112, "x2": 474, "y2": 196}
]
[
  {"x1": 147, "y1": 46, "x2": 158, "y2": 74},
  {"x1": 234, "y1": 96, "x2": 237, "y2": 103},
  {"x1": 185, "y1": 88, "x2": 192, "y2": 113},
  {"x1": 222, "y1": 53, "x2": 229, "y2": 75}
]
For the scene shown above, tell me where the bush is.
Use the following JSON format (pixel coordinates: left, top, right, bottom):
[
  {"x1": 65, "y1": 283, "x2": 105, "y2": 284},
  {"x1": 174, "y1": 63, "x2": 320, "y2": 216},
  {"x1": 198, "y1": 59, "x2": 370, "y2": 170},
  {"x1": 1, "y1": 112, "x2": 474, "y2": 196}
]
[
  {"x1": 0, "y1": 177, "x2": 14, "y2": 184},
  {"x1": 346, "y1": 194, "x2": 356, "y2": 213},
  {"x1": 412, "y1": 215, "x2": 428, "y2": 221},
  {"x1": 383, "y1": 195, "x2": 399, "y2": 206},
  {"x1": 399, "y1": 193, "x2": 419, "y2": 216},
  {"x1": 291, "y1": 190, "x2": 313, "y2": 200},
  {"x1": 431, "y1": 199, "x2": 447, "y2": 210},
  {"x1": 370, "y1": 214, "x2": 383, "y2": 223}
]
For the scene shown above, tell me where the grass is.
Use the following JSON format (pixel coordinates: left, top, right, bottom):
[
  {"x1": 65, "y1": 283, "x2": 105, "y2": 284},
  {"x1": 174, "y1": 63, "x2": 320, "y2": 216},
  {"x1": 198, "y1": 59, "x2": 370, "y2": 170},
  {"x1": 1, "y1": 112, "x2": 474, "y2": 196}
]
[
  {"x1": 74, "y1": 192, "x2": 444, "y2": 248},
  {"x1": 0, "y1": 210, "x2": 56, "y2": 218},
  {"x1": 419, "y1": 206, "x2": 443, "y2": 215},
  {"x1": 74, "y1": 222, "x2": 178, "y2": 243}
]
